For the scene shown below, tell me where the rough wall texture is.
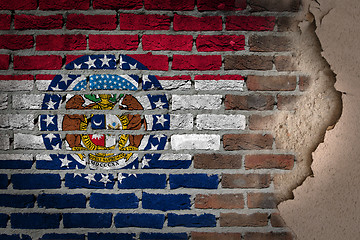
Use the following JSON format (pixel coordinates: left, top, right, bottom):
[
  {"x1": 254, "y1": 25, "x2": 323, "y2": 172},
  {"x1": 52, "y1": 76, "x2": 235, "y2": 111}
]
[
  {"x1": 280, "y1": 0, "x2": 360, "y2": 239},
  {"x1": 0, "y1": 0, "x2": 343, "y2": 239}
]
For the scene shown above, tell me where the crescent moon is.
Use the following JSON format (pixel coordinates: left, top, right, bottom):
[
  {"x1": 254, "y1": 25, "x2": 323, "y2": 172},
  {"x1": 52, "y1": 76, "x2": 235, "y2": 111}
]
[{"x1": 93, "y1": 119, "x2": 103, "y2": 126}]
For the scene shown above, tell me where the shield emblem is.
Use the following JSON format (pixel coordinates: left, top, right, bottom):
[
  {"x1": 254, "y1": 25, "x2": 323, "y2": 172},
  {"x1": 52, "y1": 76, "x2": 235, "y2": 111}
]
[{"x1": 90, "y1": 114, "x2": 121, "y2": 148}]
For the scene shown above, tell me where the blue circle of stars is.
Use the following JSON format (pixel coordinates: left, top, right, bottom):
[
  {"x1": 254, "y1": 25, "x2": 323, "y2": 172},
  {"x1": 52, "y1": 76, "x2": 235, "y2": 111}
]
[{"x1": 40, "y1": 54, "x2": 173, "y2": 173}]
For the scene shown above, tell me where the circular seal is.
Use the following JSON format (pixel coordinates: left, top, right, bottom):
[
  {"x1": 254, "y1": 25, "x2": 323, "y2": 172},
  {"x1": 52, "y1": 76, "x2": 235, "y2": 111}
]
[{"x1": 40, "y1": 54, "x2": 169, "y2": 170}]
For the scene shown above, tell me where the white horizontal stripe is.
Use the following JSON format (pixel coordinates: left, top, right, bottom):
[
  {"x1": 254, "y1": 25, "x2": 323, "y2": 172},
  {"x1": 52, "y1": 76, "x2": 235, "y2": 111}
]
[{"x1": 195, "y1": 80, "x2": 245, "y2": 91}]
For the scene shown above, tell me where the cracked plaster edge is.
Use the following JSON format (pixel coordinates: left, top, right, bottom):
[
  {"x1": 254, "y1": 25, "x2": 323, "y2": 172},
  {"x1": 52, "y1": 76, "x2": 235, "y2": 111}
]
[{"x1": 272, "y1": 0, "x2": 342, "y2": 216}]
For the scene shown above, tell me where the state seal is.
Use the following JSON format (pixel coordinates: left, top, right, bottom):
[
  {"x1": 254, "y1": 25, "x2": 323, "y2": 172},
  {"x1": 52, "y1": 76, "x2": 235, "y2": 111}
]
[{"x1": 41, "y1": 55, "x2": 169, "y2": 170}]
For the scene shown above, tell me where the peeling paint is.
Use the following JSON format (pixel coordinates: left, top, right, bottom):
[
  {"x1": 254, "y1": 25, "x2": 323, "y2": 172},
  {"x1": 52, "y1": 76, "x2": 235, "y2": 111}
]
[
  {"x1": 273, "y1": 0, "x2": 342, "y2": 202},
  {"x1": 279, "y1": 0, "x2": 360, "y2": 239}
]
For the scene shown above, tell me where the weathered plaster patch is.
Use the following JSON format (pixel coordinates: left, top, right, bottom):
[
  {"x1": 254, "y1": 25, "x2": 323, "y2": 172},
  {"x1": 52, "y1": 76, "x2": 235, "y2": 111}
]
[
  {"x1": 279, "y1": 0, "x2": 360, "y2": 239},
  {"x1": 273, "y1": 0, "x2": 342, "y2": 201}
]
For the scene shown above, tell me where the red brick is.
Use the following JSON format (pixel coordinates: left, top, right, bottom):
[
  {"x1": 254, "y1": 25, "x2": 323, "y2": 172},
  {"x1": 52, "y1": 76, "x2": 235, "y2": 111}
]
[
  {"x1": 15, "y1": 15, "x2": 63, "y2": 30},
  {"x1": 299, "y1": 76, "x2": 311, "y2": 91},
  {"x1": 226, "y1": 16, "x2": 275, "y2": 31},
  {"x1": 225, "y1": 94, "x2": 275, "y2": 110},
  {"x1": 244, "y1": 232, "x2": 293, "y2": 240},
  {"x1": 128, "y1": 53, "x2": 168, "y2": 71},
  {"x1": 247, "y1": 192, "x2": 279, "y2": 209},
  {"x1": 247, "y1": 75, "x2": 297, "y2": 91},
  {"x1": 192, "y1": 232, "x2": 242, "y2": 240},
  {"x1": 198, "y1": 0, "x2": 246, "y2": 11},
  {"x1": 0, "y1": 55, "x2": 10, "y2": 70},
  {"x1": 0, "y1": 75, "x2": 33, "y2": 80},
  {"x1": 220, "y1": 213, "x2": 268, "y2": 227},
  {"x1": 222, "y1": 174, "x2": 271, "y2": 189},
  {"x1": 194, "y1": 154, "x2": 242, "y2": 169},
  {"x1": 67, "y1": 14, "x2": 117, "y2": 30},
  {"x1": 249, "y1": 35, "x2": 292, "y2": 52},
  {"x1": 174, "y1": 15, "x2": 222, "y2": 31},
  {"x1": 143, "y1": 35, "x2": 193, "y2": 51},
  {"x1": 223, "y1": 134, "x2": 273, "y2": 150},
  {"x1": 196, "y1": 35, "x2": 245, "y2": 52},
  {"x1": 145, "y1": 0, "x2": 194, "y2": 10},
  {"x1": 195, "y1": 194, "x2": 244, "y2": 209},
  {"x1": 36, "y1": 35, "x2": 86, "y2": 51},
  {"x1": 249, "y1": 0, "x2": 300, "y2": 12},
  {"x1": 245, "y1": 154, "x2": 294, "y2": 170},
  {"x1": 14, "y1": 56, "x2": 63, "y2": 70},
  {"x1": 39, "y1": 0, "x2": 89, "y2": 10},
  {"x1": 270, "y1": 213, "x2": 287, "y2": 227},
  {"x1": 0, "y1": 0, "x2": 37, "y2": 10},
  {"x1": 277, "y1": 95, "x2": 301, "y2": 110},
  {"x1": 0, "y1": 15, "x2": 11, "y2": 30},
  {"x1": 249, "y1": 114, "x2": 275, "y2": 130},
  {"x1": 93, "y1": 0, "x2": 142, "y2": 9},
  {"x1": 89, "y1": 35, "x2": 138, "y2": 50},
  {"x1": 0, "y1": 35, "x2": 34, "y2": 50},
  {"x1": 224, "y1": 55, "x2": 273, "y2": 70},
  {"x1": 120, "y1": 14, "x2": 170, "y2": 30},
  {"x1": 172, "y1": 55, "x2": 221, "y2": 71},
  {"x1": 275, "y1": 55, "x2": 298, "y2": 71},
  {"x1": 36, "y1": 75, "x2": 56, "y2": 80}
]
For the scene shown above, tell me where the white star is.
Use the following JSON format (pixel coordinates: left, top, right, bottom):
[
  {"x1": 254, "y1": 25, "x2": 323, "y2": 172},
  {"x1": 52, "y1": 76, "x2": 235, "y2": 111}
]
[
  {"x1": 46, "y1": 99, "x2": 56, "y2": 109},
  {"x1": 153, "y1": 134, "x2": 163, "y2": 142},
  {"x1": 141, "y1": 157, "x2": 151, "y2": 168},
  {"x1": 85, "y1": 56, "x2": 96, "y2": 69},
  {"x1": 74, "y1": 165, "x2": 82, "y2": 177},
  {"x1": 100, "y1": 55, "x2": 111, "y2": 67},
  {"x1": 129, "y1": 62, "x2": 137, "y2": 70},
  {"x1": 60, "y1": 75, "x2": 73, "y2": 85},
  {"x1": 119, "y1": 56, "x2": 127, "y2": 69},
  {"x1": 118, "y1": 173, "x2": 126, "y2": 184},
  {"x1": 143, "y1": 75, "x2": 151, "y2": 83},
  {"x1": 153, "y1": 99, "x2": 165, "y2": 109},
  {"x1": 99, "y1": 174, "x2": 112, "y2": 184},
  {"x1": 59, "y1": 155, "x2": 72, "y2": 168},
  {"x1": 155, "y1": 115, "x2": 168, "y2": 127},
  {"x1": 52, "y1": 142, "x2": 61, "y2": 150},
  {"x1": 84, "y1": 173, "x2": 96, "y2": 184},
  {"x1": 74, "y1": 63, "x2": 82, "y2": 69},
  {"x1": 50, "y1": 86, "x2": 62, "y2": 91},
  {"x1": 128, "y1": 165, "x2": 137, "y2": 177},
  {"x1": 45, "y1": 133, "x2": 57, "y2": 142},
  {"x1": 149, "y1": 143, "x2": 158, "y2": 150},
  {"x1": 142, "y1": 76, "x2": 152, "y2": 84},
  {"x1": 43, "y1": 115, "x2": 55, "y2": 127}
]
